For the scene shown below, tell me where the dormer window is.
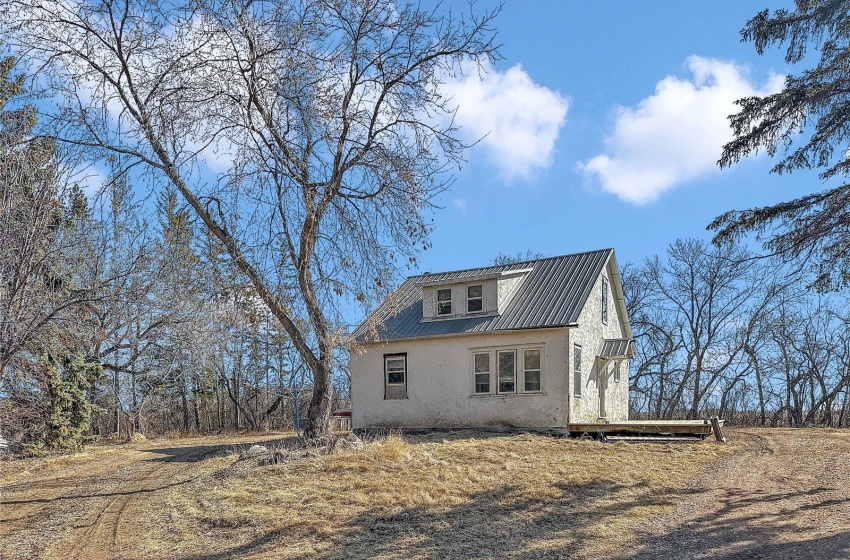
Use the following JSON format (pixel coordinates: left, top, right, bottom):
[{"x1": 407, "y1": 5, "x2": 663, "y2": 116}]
[
  {"x1": 420, "y1": 268, "x2": 531, "y2": 322},
  {"x1": 437, "y1": 288, "x2": 452, "y2": 315},
  {"x1": 467, "y1": 284, "x2": 483, "y2": 313}
]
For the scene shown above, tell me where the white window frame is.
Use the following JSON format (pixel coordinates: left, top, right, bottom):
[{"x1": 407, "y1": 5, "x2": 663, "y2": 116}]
[
  {"x1": 467, "y1": 284, "x2": 484, "y2": 314},
  {"x1": 497, "y1": 350, "x2": 516, "y2": 394},
  {"x1": 473, "y1": 351, "x2": 491, "y2": 394},
  {"x1": 602, "y1": 277, "x2": 608, "y2": 325},
  {"x1": 522, "y1": 348, "x2": 542, "y2": 392},
  {"x1": 470, "y1": 345, "x2": 544, "y2": 396},
  {"x1": 384, "y1": 353, "x2": 407, "y2": 400},
  {"x1": 614, "y1": 361, "x2": 621, "y2": 383},
  {"x1": 573, "y1": 344, "x2": 582, "y2": 398},
  {"x1": 437, "y1": 288, "x2": 452, "y2": 316}
]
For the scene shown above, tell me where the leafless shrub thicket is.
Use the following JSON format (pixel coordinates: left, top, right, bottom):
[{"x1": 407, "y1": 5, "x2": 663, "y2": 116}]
[{"x1": 625, "y1": 238, "x2": 850, "y2": 427}]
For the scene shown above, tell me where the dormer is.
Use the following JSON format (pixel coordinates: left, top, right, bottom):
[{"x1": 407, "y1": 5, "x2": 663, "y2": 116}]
[{"x1": 419, "y1": 268, "x2": 532, "y2": 321}]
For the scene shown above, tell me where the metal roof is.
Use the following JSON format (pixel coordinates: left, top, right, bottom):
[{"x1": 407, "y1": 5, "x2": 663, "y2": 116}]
[
  {"x1": 599, "y1": 338, "x2": 634, "y2": 359},
  {"x1": 352, "y1": 249, "x2": 613, "y2": 342}
]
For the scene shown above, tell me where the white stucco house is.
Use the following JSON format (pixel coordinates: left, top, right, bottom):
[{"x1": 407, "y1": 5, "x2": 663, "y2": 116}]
[{"x1": 349, "y1": 249, "x2": 634, "y2": 430}]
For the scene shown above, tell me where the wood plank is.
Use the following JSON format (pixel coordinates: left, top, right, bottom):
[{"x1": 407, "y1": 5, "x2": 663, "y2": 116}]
[
  {"x1": 710, "y1": 416, "x2": 726, "y2": 443},
  {"x1": 567, "y1": 420, "x2": 718, "y2": 436},
  {"x1": 606, "y1": 435, "x2": 703, "y2": 443}
]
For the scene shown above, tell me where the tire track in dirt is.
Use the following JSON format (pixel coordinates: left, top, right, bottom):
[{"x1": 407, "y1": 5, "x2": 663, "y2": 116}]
[
  {"x1": 1, "y1": 441, "x2": 241, "y2": 560},
  {"x1": 61, "y1": 445, "x2": 217, "y2": 560},
  {"x1": 624, "y1": 429, "x2": 850, "y2": 560}
]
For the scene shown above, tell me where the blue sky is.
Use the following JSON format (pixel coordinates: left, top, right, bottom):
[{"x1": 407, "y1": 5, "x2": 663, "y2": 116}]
[{"x1": 416, "y1": 0, "x2": 814, "y2": 274}]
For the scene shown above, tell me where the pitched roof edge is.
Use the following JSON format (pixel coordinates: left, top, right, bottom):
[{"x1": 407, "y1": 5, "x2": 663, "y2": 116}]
[
  {"x1": 407, "y1": 248, "x2": 615, "y2": 280},
  {"x1": 606, "y1": 250, "x2": 633, "y2": 340},
  {"x1": 351, "y1": 323, "x2": 578, "y2": 346}
]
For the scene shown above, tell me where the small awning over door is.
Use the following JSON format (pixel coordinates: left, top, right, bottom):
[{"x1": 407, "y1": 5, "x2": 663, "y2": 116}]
[{"x1": 598, "y1": 338, "x2": 635, "y2": 361}]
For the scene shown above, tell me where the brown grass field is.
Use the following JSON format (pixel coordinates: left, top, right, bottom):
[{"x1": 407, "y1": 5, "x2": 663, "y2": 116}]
[{"x1": 1, "y1": 428, "x2": 848, "y2": 559}]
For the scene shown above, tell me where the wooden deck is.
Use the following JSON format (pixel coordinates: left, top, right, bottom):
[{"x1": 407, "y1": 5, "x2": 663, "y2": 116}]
[{"x1": 567, "y1": 419, "x2": 724, "y2": 439}]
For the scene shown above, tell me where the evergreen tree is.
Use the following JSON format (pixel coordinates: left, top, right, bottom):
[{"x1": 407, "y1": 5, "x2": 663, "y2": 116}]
[
  {"x1": 26, "y1": 352, "x2": 104, "y2": 454},
  {"x1": 712, "y1": 0, "x2": 850, "y2": 291}
]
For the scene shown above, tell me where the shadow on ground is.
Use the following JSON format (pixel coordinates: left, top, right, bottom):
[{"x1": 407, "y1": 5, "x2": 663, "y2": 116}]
[
  {"x1": 171, "y1": 477, "x2": 850, "y2": 560},
  {"x1": 0, "y1": 477, "x2": 196, "y2": 509},
  {"x1": 144, "y1": 437, "x2": 297, "y2": 463},
  {"x1": 620, "y1": 486, "x2": 850, "y2": 560},
  {"x1": 172, "y1": 478, "x2": 700, "y2": 559}
]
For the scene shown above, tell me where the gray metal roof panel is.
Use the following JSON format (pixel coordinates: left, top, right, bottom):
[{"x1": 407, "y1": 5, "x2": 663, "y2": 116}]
[
  {"x1": 600, "y1": 338, "x2": 633, "y2": 358},
  {"x1": 352, "y1": 249, "x2": 613, "y2": 342}
]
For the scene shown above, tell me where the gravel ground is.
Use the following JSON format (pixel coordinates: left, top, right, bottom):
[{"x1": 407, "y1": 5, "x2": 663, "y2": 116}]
[
  {"x1": 1, "y1": 428, "x2": 847, "y2": 559},
  {"x1": 623, "y1": 429, "x2": 850, "y2": 560}
]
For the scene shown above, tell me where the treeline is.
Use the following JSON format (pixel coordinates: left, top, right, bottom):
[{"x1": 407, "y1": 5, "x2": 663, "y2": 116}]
[
  {"x1": 0, "y1": 62, "x2": 349, "y2": 454},
  {"x1": 625, "y1": 239, "x2": 850, "y2": 427}
]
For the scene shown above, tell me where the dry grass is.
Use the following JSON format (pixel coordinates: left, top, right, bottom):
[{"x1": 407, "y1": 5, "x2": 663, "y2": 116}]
[{"x1": 159, "y1": 432, "x2": 740, "y2": 559}]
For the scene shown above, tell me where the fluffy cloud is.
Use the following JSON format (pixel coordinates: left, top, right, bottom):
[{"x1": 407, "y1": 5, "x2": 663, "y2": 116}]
[
  {"x1": 578, "y1": 56, "x2": 784, "y2": 205},
  {"x1": 441, "y1": 60, "x2": 569, "y2": 182}
]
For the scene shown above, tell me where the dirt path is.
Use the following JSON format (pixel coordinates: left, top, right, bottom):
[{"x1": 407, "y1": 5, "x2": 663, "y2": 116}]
[
  {"x1": 624, "y1": 429, "x2": 850, "y2": 560},
  {"x1": 0, "y1": 434, "x2": 290, "y2": 560},
  {"x1": 2, "y1": 430, "x2": 848, "y2": 560}
]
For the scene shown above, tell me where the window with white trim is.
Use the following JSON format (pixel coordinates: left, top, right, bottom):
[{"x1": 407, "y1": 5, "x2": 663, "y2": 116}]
[
  {"x1": 614, "y1": 361, "x2": 621, "y2": 383},
  {"x1": 497, "y1": 350, "x2": 516, "y2": 393},
  {"x1": 602, "y1": 277, "x2": 608, "y2": 324},
  {"x1": 467, "y1": 284, "x2": 483, "y2": 313},
  {"x1": 523, "y1": 349, "x2": 541, "y2": 392},
  {"x1": 573, "y1": 344, "x2": 582, "y2": 397},
  {"x1": 384, "y1": 353, "x2": 407, "y2": 400},
  {"x1": 470, "y1": 346, "x2": 544, "y2": 396},
  {"x1": 437, "y1": 288, "x2": 452, "y2": 316},
  {"x1": 473, "y1": 352, "x2": 490, "y2": 393}
]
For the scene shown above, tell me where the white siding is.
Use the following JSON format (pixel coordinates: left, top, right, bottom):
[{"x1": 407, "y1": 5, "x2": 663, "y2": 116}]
[
  {"x1": 567, "y1": 258, "x2": 630, "y2": 422},
  {"x1": 351, "y1": 328, "x2": 570, "y2": 429}
]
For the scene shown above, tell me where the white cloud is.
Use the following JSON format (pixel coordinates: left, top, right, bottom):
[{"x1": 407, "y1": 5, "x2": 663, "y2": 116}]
[
  {"x1": 442, "y1": 60, "x2": 569, "y2": 182},
  {"x1": 578, "y1": 56, "x2": 784, "y2": 205},
  {"x1": 71, "y1": 164, "x2": 108, "y2": 198},
  {"x1": 453, "y1": 198, "x2": 469, "y2": 212}
]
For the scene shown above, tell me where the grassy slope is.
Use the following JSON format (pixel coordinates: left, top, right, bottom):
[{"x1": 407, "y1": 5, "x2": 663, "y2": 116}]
[{"x1": 159, "y1": 432, "x2": 739, "y2": 559}]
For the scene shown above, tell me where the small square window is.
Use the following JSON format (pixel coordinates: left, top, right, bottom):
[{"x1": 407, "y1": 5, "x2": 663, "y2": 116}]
[
  {"x1": 386, "y1": 357, "x2": 406, "y2": 384},
  {"x1": 437, "y1": 288, "x2": 452, "y2": 315},
  {"x1": 473, "y1": 352, "x2": 490, "y2": 393},
  {"x1": 467, "y1": 284, "x2": 483, "y2": 313}
]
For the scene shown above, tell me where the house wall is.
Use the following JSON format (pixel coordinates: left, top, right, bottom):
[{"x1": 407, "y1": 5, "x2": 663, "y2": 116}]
[
  {"x1": 568, "y1": 259, "x2": 630, "y2": 422},
  {"x1": 351, "y1": 328, "x2": 571, "y2": 429}
]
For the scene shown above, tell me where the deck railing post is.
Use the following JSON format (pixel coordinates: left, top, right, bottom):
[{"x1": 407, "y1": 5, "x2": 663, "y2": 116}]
[{"x1": 710, "y1": 416, "x2": 726, "y2": 443}]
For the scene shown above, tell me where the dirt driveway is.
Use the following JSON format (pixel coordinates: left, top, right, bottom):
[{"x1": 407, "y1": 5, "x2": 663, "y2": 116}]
[
  {"x1": 0, "y1": 434, "x2": 290, "y2": 560},
  {"x1": 1, "y1": 429, "x2": 848, "y2": 559},
  {"x1": 626, "y1": 429, "x2": 850, "y2": 559}
]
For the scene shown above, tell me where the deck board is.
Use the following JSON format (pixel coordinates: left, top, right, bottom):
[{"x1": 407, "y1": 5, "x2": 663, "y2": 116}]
[{"x1": 567, "y1": 419, "x2": 722, "y2": 436}]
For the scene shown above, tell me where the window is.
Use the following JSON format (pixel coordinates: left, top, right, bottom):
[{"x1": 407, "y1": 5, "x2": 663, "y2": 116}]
[
  {"x1": 497, "y1": 350, "x2": 516, "y2": 393},
  {"x1": 384, "y1": 353, "x2": 407, "y2": 400},
  {"x1": 614, "y1": 361, "x2": 621, "y2": 383},
  {"x1": 602, "y1": 277, "x2": 608, "y2": 324},
  {"x1": 467, "y1": 284, "x2": 483, "y2": 313},
  {"x1": 473, "y1": 352, "x2": 490, "y2": 393},
  {"x1": 523, "y1": 349, "x2": 541, "y2": 392},
  {"x1": 437, "y1": 288, "x2": 452, "y2": 316},
  {"x1": 573, "y1": 344, "x2": 582, "y2": 397},
  {"x1": 471, "y1": 346, "x2": 543, "y2": 396}
]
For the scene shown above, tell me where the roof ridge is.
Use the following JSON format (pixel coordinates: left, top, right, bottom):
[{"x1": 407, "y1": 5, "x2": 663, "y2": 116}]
[{"x1": 405, "y1": 248, "x2": 613, "y2": 279}]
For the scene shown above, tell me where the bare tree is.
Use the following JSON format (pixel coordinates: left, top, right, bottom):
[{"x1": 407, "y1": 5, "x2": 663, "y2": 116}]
[
  {"x1": 0, "y1": 55, "x2": 108, "y2": 376},
  {"x1": 6, "y1": 0, "x2": 500, "y2": 435}
]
